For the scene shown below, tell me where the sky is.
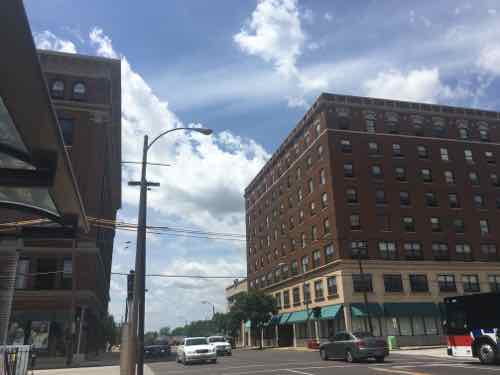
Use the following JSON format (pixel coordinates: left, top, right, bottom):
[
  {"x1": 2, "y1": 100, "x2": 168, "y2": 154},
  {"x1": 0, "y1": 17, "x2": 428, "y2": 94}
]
[{"x1": 25, "y1": 0, "x2": 500, "y2": 331}]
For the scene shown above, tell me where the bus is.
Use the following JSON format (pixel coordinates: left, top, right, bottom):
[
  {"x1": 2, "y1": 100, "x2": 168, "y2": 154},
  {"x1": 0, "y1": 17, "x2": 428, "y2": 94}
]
[{"x1": 444, "y1": 292, "x2": 500, "y2": 364}]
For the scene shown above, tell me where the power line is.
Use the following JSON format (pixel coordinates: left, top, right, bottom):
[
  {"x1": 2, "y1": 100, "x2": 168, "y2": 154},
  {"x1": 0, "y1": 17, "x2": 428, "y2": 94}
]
[{"x1": 111, "y1": 272, "x2": 245, "y2": 279}]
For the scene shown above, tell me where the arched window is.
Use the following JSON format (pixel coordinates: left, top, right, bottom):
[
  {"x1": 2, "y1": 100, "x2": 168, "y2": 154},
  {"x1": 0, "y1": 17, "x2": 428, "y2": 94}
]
[
  {"x1": 51, "y1": 80, "x2": 64, "y2": 98},
  {"x1": 72, "y1": 82, "x2": 86, "y2": 100}
]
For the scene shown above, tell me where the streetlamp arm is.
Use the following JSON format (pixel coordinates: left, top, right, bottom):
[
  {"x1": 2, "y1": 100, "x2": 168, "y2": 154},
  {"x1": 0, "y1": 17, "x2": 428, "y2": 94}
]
[{"x1": 147, "y1": 127, "x2": 212, "y2": 152}]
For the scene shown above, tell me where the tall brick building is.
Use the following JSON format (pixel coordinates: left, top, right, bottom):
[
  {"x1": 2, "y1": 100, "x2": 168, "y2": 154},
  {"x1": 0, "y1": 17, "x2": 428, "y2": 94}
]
[
  {"x1": 244, "y1": 93, "x2": 500, "y2": 347},
  {"x1": 3, "y1": 50, "x2": 121, "y2": 358}
]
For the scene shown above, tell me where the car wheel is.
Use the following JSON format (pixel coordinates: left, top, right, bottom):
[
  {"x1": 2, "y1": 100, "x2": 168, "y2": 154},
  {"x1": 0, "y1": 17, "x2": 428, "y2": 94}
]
[
  {"x1": 211, "y1": 358, "x2": 217, "y2": 364},
  {"x1": 375, "y1": 356, "x2": 385, "y2": 363},
  {"x1": 345, "y1": 350, "x2": 355, "y2": 363},
  {"x1": 182, "y1": 354, "x2": 188, "y2": 365},
  {"x1": 478, "y1": 342, "x2": 497, "y2": 365},
  {"x1": 320, "y1": 348, "x2": 328, "y2": 361}
]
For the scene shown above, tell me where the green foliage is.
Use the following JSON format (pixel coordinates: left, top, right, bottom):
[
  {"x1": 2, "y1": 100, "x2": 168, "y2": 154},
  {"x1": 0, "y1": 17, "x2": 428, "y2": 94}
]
[
  {"x1": 100, "y1": 314, "x2": 119, "y2": 346},
  {"x1": 144, "y1": 331, "x2": 159, "y2": 345},
  {"x1": 159, "y1": 326, "x2": 171, "y2": 336}
]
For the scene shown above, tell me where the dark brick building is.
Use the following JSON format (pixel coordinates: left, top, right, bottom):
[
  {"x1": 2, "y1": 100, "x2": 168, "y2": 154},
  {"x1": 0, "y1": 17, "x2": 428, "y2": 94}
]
[
  {"x1": 244, "y1": 93, "x2": 500, "y2": 347},
  {"x1": 4, "y1": 50, "x2": 121, "y2": 358}
]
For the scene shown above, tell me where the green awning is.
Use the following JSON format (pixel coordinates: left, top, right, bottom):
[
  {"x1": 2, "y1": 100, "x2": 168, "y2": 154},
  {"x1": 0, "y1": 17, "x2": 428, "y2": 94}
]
[
  {"x1": 383, "y1": 302, "x2": 439, "y2": 317},
  {"x1": 351, "y1": 303, "x2": 383, "y2": 317},
  {"x1": 286, "y1": 309, "x2": 313, "y2": 324},
  {"x1": 278, "y1": 312, "x2": 293, "y2": 325},
  {"x1": 320, "y1": 304, "x2": 343, "y2": 320},
  {"x1": 244, "y1": 320, "x2": 251, "y2": 328}
]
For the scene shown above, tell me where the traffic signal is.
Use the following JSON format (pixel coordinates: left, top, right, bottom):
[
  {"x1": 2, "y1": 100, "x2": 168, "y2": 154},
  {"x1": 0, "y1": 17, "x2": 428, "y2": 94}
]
[
  {"x1": 127, "y1": 270, "x2": 135, "y2": 300},
  {"x1": 312, "y1": 306, "x2": 321, "y2": 319}
]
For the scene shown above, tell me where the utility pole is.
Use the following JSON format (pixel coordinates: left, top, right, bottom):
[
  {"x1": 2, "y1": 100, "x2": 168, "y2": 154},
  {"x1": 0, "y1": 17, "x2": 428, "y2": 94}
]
[{"x1": 358, "y1": 252, "x2": 373, "y2": 334}]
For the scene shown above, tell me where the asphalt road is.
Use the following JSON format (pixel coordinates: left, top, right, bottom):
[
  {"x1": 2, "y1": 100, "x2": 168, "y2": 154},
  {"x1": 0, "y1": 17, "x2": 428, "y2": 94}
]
[{"x1": 146, "y1": 349, "x2": 500, "y2": 375}]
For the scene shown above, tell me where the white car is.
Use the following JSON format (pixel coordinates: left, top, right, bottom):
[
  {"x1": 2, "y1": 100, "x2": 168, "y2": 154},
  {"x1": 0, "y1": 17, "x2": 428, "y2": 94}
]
[
  {"x1": 176, "y1": 337, "x2": 217, "y2": 365},
  {"x1": 208, "y1": 336, "x2": 232, "y2": 356}
]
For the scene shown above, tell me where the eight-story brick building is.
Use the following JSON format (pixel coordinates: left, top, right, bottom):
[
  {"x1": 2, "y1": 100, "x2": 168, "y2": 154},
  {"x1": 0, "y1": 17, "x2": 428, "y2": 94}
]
[{"x1": 244, "y1": 93, "x2": 500, "y2": 347}]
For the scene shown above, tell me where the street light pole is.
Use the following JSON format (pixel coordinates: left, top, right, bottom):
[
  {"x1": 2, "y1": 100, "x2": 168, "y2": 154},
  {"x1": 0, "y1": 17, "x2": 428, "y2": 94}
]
[
  {"x1": 129, "y1": 127, "x2": 212, "y2": 375},
  {"x1": 202, "y1": 301, "x2": 215, "y2": 319}
]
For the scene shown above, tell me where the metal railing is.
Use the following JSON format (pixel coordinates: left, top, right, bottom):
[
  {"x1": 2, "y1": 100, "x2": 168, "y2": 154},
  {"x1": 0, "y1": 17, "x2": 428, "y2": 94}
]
[{"x1": 0, "y1": 346, "x2": 32, "y2": 375}]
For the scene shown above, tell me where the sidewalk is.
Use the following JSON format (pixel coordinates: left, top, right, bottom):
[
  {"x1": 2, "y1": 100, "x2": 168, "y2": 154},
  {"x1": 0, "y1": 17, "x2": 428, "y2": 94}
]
[
  {"x1": 34, "y1": 364, "x2": 155, "y2": 375},
  {"x1": 391, "y1": 347, "x2": 456, "y2": 359}
]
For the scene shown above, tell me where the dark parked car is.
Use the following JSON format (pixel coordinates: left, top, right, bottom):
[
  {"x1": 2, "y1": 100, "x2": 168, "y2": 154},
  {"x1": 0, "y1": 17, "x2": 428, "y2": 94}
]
[
  {"x1": 144, "y1": 344, "x2": 171, "y2": 358},
  {"x1": 319, "y1": 331, "x2": 389, "y2": 363}
]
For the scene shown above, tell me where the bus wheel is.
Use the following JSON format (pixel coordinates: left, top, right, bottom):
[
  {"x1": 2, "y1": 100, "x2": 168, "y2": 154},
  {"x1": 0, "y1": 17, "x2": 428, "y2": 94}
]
[{"x1": 478, "y1": 342, "x2": 496, "y2": 365}]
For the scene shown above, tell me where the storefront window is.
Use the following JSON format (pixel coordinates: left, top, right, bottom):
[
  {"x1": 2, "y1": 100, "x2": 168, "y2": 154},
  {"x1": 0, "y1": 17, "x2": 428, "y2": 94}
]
[
  {"x1": 385, "y1": 317, "x2": 398, "y2": 336},
  {"x1": 424, "y1": 316, "x2": 438, "y2": 335},
  {"x1": 399, "y1": 317, "x2": 412, "y2": 335},
  {"x1": 412, "y1": 316, "x2": 425, "y2": 335}
]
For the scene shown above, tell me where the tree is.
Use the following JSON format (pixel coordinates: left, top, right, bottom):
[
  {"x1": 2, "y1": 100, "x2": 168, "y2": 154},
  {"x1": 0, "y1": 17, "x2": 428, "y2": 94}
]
[
  {"x1": 230, "y1": 290, "x2": 277, "y2": 349},
  {"x1": 144, "y1": 331, "x2": 158, "y2": 345},
  {"x1": 100, "y1": 314, "x2": 119, "y2": 347},
  {"x1": 159, "y1": 326, "x2": 171, "y2": 337}
]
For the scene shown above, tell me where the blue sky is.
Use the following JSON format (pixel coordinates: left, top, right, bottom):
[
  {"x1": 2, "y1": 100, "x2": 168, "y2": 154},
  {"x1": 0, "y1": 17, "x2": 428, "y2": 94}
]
[{"x1": 25, "y1": 0, "x2": 500, "y2": 330}]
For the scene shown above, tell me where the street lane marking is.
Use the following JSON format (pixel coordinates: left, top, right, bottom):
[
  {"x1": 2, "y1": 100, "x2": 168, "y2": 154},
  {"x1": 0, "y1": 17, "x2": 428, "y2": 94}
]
[
  {"x1": 395, "y1": 362, "x2": 500, "y2": 372},
  {"x1": 369, "y1": 367, "x2": 430, "y2": 375},
  {"x1": 285, "y1": 369, "x2": 315, "y2": 375}
]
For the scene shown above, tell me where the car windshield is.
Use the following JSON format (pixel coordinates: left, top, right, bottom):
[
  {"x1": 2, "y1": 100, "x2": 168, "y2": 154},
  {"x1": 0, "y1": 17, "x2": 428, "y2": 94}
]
[
  {"x1": 208, "y1": 337, "x2": 226, "y2": 343},
  {"x1": 185, "y1": 338, "x2": 208, "y2": 346},
  {"x1": 353, "y1": 332, "x2": 374, "y2": 339}
]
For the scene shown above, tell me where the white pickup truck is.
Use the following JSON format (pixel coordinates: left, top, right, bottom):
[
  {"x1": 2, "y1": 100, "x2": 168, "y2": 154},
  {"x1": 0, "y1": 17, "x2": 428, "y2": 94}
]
[{"x1": 176, "y1": 337, "x2": 217, "y2": 365}]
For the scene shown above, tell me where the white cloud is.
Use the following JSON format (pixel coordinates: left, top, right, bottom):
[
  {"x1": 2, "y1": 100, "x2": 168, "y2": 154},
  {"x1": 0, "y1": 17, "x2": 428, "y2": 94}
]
[
  {"x1": 363, "y1": 68, "x2": 465, "y2": 103},
  {"x1": 302, "y1": 8, "x2": 314, "y2": 24},
  {"x1": 234, "y1": 0, "x2": 327, "y2": 106},
  {"x1": 324, "y1": 12, "x2": 332, "y2": 22},
  {"x1": 488, "y1": 8, "x2": 497, "y2": 15},
  {"x1": 478, "y1": 45, "x2": 500, "y2": 74},
  {"x1": 34, "y1": 31, "x2": 77, "y2": 53}
]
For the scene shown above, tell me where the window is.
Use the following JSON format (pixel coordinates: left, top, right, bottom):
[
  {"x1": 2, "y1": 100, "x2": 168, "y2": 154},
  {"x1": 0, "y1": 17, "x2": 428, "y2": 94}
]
[
  {"x1": 392, "y1": 143, "x2": 402, "y2": 157},
  {"x1": 321, "y1": 192, "x2": 328, "y2": 208},
  {"x1": 312, "y1": 250, "x2": 321, "y2": 268},
  {"x1": 275, "y1": 292, "x2": 282, "y2": 308},
  {"x1": 448, "y1": 193, "x2": 460, "y2": 208},
  {"x1": 346, "y1": 188, "x2": 358, "y2": 203},
  {"x1": 421, "y1": 168, "x2": 432, "y2": 182},
  {"x1": 410, "y1": 274, "x2": 429, "y2": 292},
  {"x1": 438, "y1": 274, "x2": 457, "y2": 292},
  {"x1": 308, "y1": 178, "x2": 314, "y2": 194},
  {"x1": 304, "y1": 131, "x2": 311, "y2": 146},
  {"x1": 323, "y1": 217, "x2": 331, "y2": 234},
  {"x1": 366, "y1": 119, "x2": 376, "y2": 133},
  {"x1": 384, "y1": 274, "x2": 403, "y2": 292},
  {"x1": 282, "y1": 264, "x2": 289, "y2": 278},
  {"x1": 386, "y1": 121, "x2": 398, "y2": 133},
  {"x1": 314, "y1": 280, "x2": 324, "y2": 300},
  {"x1": 464, "y1": 150, "x2": 474, "y2": 163},
  {"x1": 299, "y1": 209, "x2": 304, "y2": 222},
  {"x1": 319, "y1": 169, "x2": 326, "y2": 185},
  {"x1": 297, "y1": 188, "x2": 303, "y2": 201},
  {"x1": 281, "y1": 243, "x2": 286, "y2": 256},
  {"x1": 444, "y1": 171, "x2": 455, "y2": 184},
  {"x1": 344, "y1": 163, "x2": 354, "y2": 177},
  {"x1": 51, "y1": 79, "x2": 64, "y2": 98},
  {"x1": 485, "y1": 151, "x2": 495, "y2": 164},
  {"x1": 402, "y1": 216, "x2": 415, "y2": 232},
  {"x1": 291, "y1": 260, "x2": 298, "y2": 275},
  {"x1": 378, "y1": 214, "x2": 391, "y2": 231},
  {"x1": 400, "y1": 191, "x2": 410, "y2": 206},
  {"x1": 425, "y1": 192, "x2": 438, "y2": 207},
  {"x1": 303, "y1": 283, "x2": 311, "y2": 303},
  {"x1": 414, "y1": 124, "x2": 424, "y2": 136},
  {"x1": 469, "y1": 172, "x2": 479, "y2": 185},
  {"x1": 497, "y1": 197, "x2": 500, "y2": 209},
  {"x1": 306, "y1": 155, "x2": 313, "y2": 169},
  {"x1": 490, "y1": 173, "x2": 499, "y2": 187},
  {"x1": 72, "y1": 82, "x2": 86, "y2": 98},
  {"x1": 311, "y1": 225, "x2": 318, "y2": 241},
  {"x1": 379, "y1": 241, "x2": 397, "y2": 259},
  {"x1": 339, "y1": 117, "x2": 350, "y2": 129},
  {"x1": 371, "y1": 165, "x2": 383, "y2": 178},
  {"x1": 417, "y1": 145, "x2": 429, "y2": 158},
  {"x1": 350, "y1": 241, "x2": 368, "y2": 258},
  {"x1": 456, "y1": 243, "x2": 472, "y2": 260},
  {"x1": 296, "y1": 167, "x2": 302, "y2": 180},
  {"x1": 353, "y1": 274, "x2": 373, "y2": 292},
  {"x1": 473, "y1": 194, "x2": 485, "y2": 209},
  {"x1": 301, "y1": 232, "x2": 307, "y2": 248},
  {"x1": 310, "y1": 201, "x2": 316, "y2": 215},
  {"x1": 462, "y1": 275, "x2": 480, "y2": 293},
  {"x1": 341, "y1": 139, "x2": 352, "y2": 152},
  {"x1": 489, "y1": 275, "x2": 500, "y2": 292},
  {"x1": 453, "y1": 218, "x2": 465, "y2": 234},
  {"x1": 327, "y1": 276, "x2": 338, "y2": 296},
  {"x1": 282, "y1": 290, "x2": 290, "y2": 307},
  {"x1": 480, "y1": 219, "x2": 489, "y2": 236},
  {"x1": 292, "y1": 287, "x2": 301, "y2": 306},
  {"x1": 368, "y1": 142, "x2": 381, "y2": 155},
  {"x1": 440, "y1": 148, "x2": 449, "y2": 161},
  {"x1": 301, "y1": 255, "x2": 310, "y2": 273},
  {"x1": 287, "y1": 175, "x2": 293, "y2": 188},
  {"x1": 458, "y1": 128, "x2": 469, "y2": 139},
  {"x1": 289, "y1": 216, "x2": 295, "y2": 229},
  {"x1": 315, "y1": 122, "x2": 321, "y2": 136},
  {"x1": 395, "y1": 166, "x2": 406, "y2": 181},
  {"x1": 480, "y1": 127, "x2": 490, "y2": 142},
  {"x1": 324, "y1": 244, "x2": 334, "y2": 262},
  {"x1": 481, "y1": 244, "x2": 497, "y2": 259},
  {"x1": 430, "y1": 217, "x2": 442, "y2": 232},
  {"x1": 433, "y1": 242, "x2": 449, "y2": 260},
  {"x1": 58, "y1": 118, "x2": 75, "y2": 146},
  {"x1": 349, "y1": 214, "x2": 360, "y2": 230},
  {"x1": 375, "y1": 189, "x2": 386, "y2": 204},
  {"x1": 318, "y1": 145, "x2": 324, "y2": 159},
  {"x1": 404, "y1": 242, "x2": 423, "y2": 260}
]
